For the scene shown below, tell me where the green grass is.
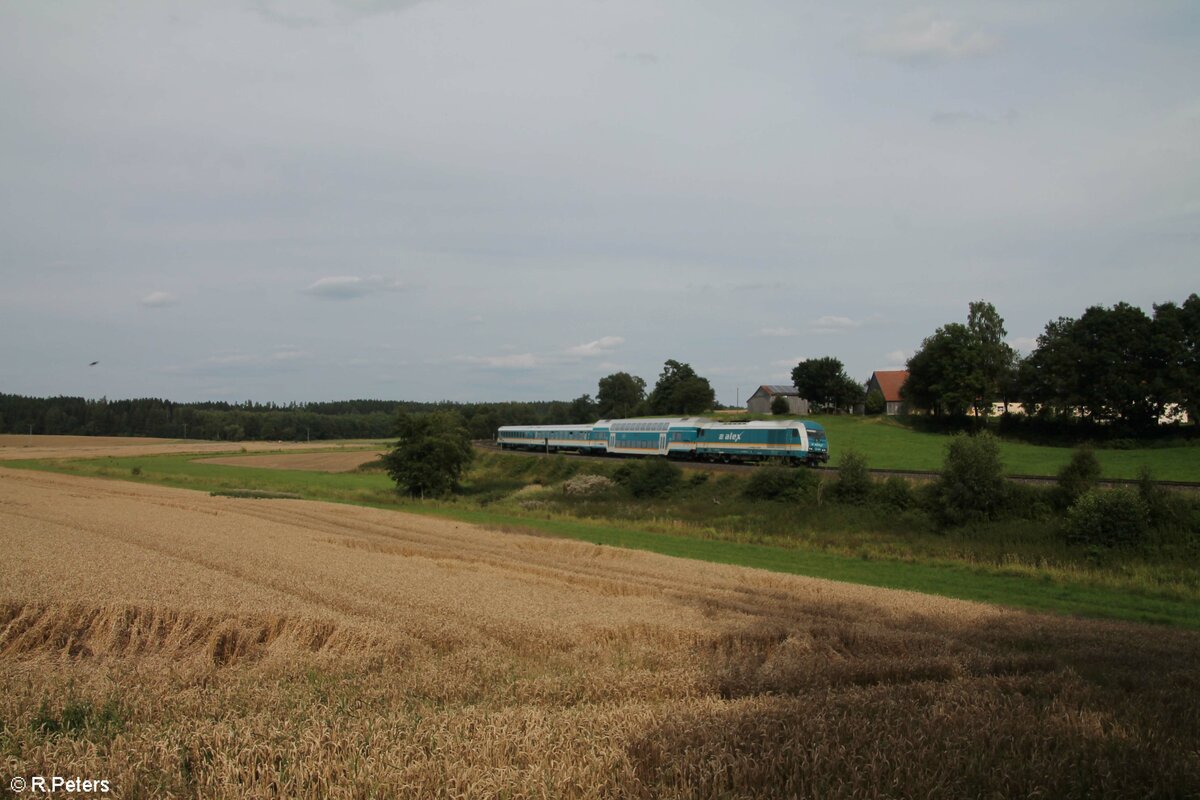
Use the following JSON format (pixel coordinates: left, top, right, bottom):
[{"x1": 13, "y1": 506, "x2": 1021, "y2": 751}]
[
  {"x1": 7, "y1": 449, "x2": 1200, "y2": 629},
  {"x1": 777, "y1": 414, "x2": 1200, "y2": 481}
]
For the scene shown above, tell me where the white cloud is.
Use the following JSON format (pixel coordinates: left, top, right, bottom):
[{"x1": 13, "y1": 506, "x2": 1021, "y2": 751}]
[
  {"x1": 757, "y1": 326, "x2": 800, "y2": 337},
  {"x1": 139, "y1": 290, "x2": 177, "y2": 307},
  {"x1": 454, "y1": 353, "x2": 541, "y2": 369},
  {"x1": 566, "y1": 336, "x2": 625, "y2": 357},
  {"x1": 884, "y1": 349, "x2": 909, "y2": 366},
  {"x1": 864, "y1": 12, "x2": 999, "y2": 63},
  {"x1": 305, "y1": 275, "x2": 408, "y2": 299},
  {"x1": 1009, "y1": 336, "x2": 1038, "y2": 353},
  {"x1": 809, "y1": 316, "x2": 862, "y2": 333},
  {"x1": 204, "y1": 349, "x2": 311, "y2": 367}
]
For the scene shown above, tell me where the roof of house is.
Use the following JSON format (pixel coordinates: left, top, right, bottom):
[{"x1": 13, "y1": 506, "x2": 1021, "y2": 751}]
[
  {"x1": 870, "y1": 370, "x2": 908, "y2": 402},
  {"x1": 750, "y1": 384, "x2": 801, "y2": 398}
]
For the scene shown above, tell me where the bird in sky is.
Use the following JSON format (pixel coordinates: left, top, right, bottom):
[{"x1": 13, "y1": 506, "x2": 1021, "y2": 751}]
[{"x1": 88, "y1": 361, "x2": 99, "y2": 366}]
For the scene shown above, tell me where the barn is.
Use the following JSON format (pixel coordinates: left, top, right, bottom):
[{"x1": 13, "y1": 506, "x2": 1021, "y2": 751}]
[
  {"x1": 865, "y1": 370, "x2": 909, "y2": 415},
  {"x1": 746, "y1": 385, "x2": 811, "y2": 415}
]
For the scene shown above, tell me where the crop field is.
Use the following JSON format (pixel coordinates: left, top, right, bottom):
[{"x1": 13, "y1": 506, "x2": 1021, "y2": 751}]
[
  {"x1": 2, "y1": 462, "x2": 1199, "y2": 798},
  {"x1": 199, "y1": 451, "x2": 384, "y2": 472}
]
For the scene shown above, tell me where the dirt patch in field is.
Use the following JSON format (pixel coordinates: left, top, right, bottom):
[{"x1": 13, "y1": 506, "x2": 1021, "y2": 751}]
[{"x1": 199, "y1": 451, "x2": 385, "y2": 472}]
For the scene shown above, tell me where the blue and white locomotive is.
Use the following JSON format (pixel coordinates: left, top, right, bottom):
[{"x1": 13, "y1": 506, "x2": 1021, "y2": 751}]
[{"x1": 496, "y1": 417, "x2": 829, "y2": 466}]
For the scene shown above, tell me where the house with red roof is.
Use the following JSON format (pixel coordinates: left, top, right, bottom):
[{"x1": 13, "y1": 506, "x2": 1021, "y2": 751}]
[{"x1": 865, "y1": 370, "x2": 909, "y2": 415}]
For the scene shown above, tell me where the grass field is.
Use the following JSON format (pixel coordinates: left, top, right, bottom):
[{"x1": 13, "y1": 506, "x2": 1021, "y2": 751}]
[
  {"x1": 790, "y1": 415, "x2": 1200, "y2": 480},
  {"x1": 9, "y1": 448, "x2": 1200, "y2": 629},
  {"x1": 3, "y1": 466, "x2": 1198, "y2": 798}
]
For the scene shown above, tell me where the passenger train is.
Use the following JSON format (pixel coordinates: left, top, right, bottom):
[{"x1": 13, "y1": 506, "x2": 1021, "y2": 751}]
[{"x1": 496, "y1": 417, "x2": 829, "y2": 466}]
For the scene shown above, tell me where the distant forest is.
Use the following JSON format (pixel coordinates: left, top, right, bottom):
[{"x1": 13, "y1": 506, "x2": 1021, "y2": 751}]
[{"x1": 0, "y1": 395, "x2": 588, "y2": 442}]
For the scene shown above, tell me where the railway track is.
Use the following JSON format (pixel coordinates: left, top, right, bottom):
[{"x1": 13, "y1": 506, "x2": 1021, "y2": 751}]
[{"x1": 473, "y1": 441, "x2": 1200, "y2": 492}]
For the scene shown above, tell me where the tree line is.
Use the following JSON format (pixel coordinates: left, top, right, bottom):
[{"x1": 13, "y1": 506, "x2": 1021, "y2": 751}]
[{"x1": 901, "y1": 294, "x2": 1199, "y2": 432}]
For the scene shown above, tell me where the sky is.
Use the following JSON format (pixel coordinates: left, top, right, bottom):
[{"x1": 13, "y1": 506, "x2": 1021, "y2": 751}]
[{"x1": 1, "y1": 1, "x2": 1197, "y2": 405}]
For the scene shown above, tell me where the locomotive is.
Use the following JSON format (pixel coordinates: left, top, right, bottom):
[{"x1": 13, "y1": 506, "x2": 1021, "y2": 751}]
[{"x1": 496, "y1": 417, "x2": 829, "y2": 466}]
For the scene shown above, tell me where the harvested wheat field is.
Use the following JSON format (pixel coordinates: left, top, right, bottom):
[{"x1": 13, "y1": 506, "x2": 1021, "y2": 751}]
[
  {"x1": 1, "y1": 465, "x2": 1198, "y2": 799},
  {"x1": 200, "y1": 451, "x2": 385, "y2": 472}
]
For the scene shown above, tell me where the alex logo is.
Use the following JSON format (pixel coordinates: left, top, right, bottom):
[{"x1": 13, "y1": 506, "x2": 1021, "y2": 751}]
[{"x1": 718, "y1": 433, "x2": 743, "y2": 442}]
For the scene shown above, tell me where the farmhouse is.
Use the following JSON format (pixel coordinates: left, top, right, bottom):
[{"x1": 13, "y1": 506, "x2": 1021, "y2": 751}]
[
  {"x1": 865, "y1": 370, "x2": 909, "y2": 415},
  {"x1": 746, "y1": 385, "x2": 810, "y2": 415}
]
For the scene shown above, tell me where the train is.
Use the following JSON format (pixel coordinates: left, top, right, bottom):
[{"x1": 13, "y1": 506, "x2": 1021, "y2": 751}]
[{"x1": 496, "y1": 417, "x2": 829, "y2": 466}]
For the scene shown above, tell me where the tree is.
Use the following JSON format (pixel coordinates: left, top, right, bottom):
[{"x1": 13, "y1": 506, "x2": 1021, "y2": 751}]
[
  {"x1": 903, "y1": 301, "x2": 1015, "y2": 417},
  {"x1": 929, "y1": 433, "x2": 1008, "y2": 527},
  {"x1": 567, "y1": 394, "x2": 598, "y2": 424},
  {"x1": 1020, "y1": 303, "x2": 1159, "y2": 427},
  {"x1": 864, "y1": 388, "x2": 885, "y2": 415},
  {"x1": 596, "y1": 372, "x2": 646, "y2": 419},
  {"x1": 791, "y1": 357, "x2": 864, "y2": 413},
  {"x1": 770, "y1": 395, "x2": 789, "y2": 415},
  {"x1": 383, "y1": 411, "x2": 474, "y2": 498},
  {"x1": 1152, "y1": 293, "x2": 1200, "y2": 424},
  {"x1": 647, "y1": 360, "x2": 715, "y2": 415}
]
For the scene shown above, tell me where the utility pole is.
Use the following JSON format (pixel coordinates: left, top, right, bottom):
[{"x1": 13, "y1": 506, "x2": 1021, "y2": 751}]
[
  {"x1": 306, "y1": 426, "x2": 310, "y2": 443},
  {"x1": 182, "y1": 423, "x2": 188, "y2": 439}
]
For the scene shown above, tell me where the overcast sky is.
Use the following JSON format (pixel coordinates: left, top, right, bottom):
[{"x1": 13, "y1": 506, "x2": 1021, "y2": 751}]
[{"x1": 1, "y1": 1, "x2": 1196, "y2": 405}]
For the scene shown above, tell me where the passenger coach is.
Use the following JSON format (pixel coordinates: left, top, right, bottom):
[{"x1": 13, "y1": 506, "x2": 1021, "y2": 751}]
[{"x1": 496, "y1": 417, "x2": 829, "y2": 466}]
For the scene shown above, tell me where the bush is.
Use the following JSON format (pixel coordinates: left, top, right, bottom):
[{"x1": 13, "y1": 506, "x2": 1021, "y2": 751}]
[
  {"x1": 930, "y1": 433, "x2": 1008, "y2": 527},
  {"x1": 770, "y1": 395, "x2": 790, "y2": 415},
  {"x1": 687, "y1": 471, "x2": 710, "y2": 487},
  {"x1": 877, "y1": 476, "x2": 915, "y2": 510},
  {"x1": 562, "y1": 474, "x2": 614, "y2": 496},
  {"x1": 1066, "y1": 489, "x2": 1148, "y2": 548},
  {"x1": 830, "y1": 449, "x2": 871, "y2": 505},
  {"x1": 1055, "y1": 447, "x2": 1101, "y2": 509},
  {"x1": 743, "y1": 465, "x2": 817, "y2": 502},
  {"x1": 619, "y1": 458, "x2": 682, "y2": 499}
]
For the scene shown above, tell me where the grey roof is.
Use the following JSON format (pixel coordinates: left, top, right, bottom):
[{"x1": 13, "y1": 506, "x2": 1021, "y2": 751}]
[{"x1": 751, "y1": 384, "x2": 800, "y2": 397}]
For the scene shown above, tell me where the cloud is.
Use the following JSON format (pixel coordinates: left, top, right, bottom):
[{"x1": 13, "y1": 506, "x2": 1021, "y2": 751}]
[
  {"x1": 305, "y1": 275, "x2": 408, "y2": 299},
  {"x1": 757, "y1": 327, "x2": 800, "y2": 337},
  {"x1": 140, "y1": 290, "x2": 177, "y2": 307},
  {"x1": 809, "y1": 316, "x2": 863, "y2": 333},
  {"x1": 566, "y1": 336, "x2": 625, "y2": 357},
  {"x1": 250, "y1": 0, "x2": 425, "y2": 28},
  {"x1": 771, "y1": 357, "x2": 806, "y2": 369},
  {"x1": 931, "y1": 109, "x2": 1019, "y2": 127},
  {"x1": 454, "y1": 353, "x2": 541, "y2": 370},
  {"x1": 203, "y1": 349, "x2": 311, "y2": 367},
  {"x1": 884, "y1": 349, "x2": 909, "y2": 366},
  {"x1": 618, "y1": 51, "x2": 660, "y2": 65},
  {"x1": 1009, "y1": 336, "x2": 1038, "y2": 353},
  {"x1": 864, "y1": 12, "x2": 999, "y2": 64}
]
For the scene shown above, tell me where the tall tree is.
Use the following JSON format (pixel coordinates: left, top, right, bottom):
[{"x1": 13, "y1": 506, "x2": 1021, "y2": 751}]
[
  {"x1": 791, "y1": 357, "x2": 864, "y2": 413},
  {"x1": 383, "y1": 411, "x2": 474, "y2": 498},
  {"x1": 903, "y1": 301, "x2": 1015, "y2": 417},
  {"x1": 1152, "y1": 293, "x2": 1200, "y2": 423},
  {"x1": 567, "y1": 394, "x2": 598, "y2": 424},
  {"x1": 647, "y1": 360, "x2": 716, "y2": 415},
  {"x1": 596, "y1": 372, "x2": 646, "y2": 419}
]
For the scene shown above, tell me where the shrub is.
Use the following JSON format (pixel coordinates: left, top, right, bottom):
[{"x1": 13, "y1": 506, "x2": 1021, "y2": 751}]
[
  {"x1": 621, "y1": 458, "x2": 682, "y2": 499},
  {"x1": 562, "y1": 474, "x2": 614, "y2": 496},
  {"x1": 770, "y1": 395, "x2": 790, "y2": 415},
  {"x1": 864, "y1": 389, "x2": 885, "y2": 415},
  {"x1": 877, "y1": 476, "x2": 915, "y2": 510},
  {"x1": 687, "y1": 471, "x2": 710, "y2": 487},
  {"x1": 743, "y1": 465, "x2": 816, "y2": 502},
  {"x1": 1066, "y1": 489, "x2": 1148, "y2": 548},
  {"x1": 1055, "y1": 447, "x2": 1100, "y2": 508},
  {"x1": 930, "y1": 433, "x2": 1008, "y2": 527},
  {"x1": 830, "y1": 449, "x2": 871, "y2": 505}
]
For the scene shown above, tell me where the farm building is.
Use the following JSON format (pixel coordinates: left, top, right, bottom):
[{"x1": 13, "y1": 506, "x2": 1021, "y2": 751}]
[
  {"x1": 865, "y1": 370, "x2": 909, "y2": 415},
  {"x1": 746, "y1": 385, "x2": 810, "y2": 415}
]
